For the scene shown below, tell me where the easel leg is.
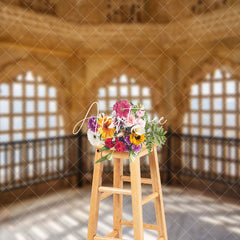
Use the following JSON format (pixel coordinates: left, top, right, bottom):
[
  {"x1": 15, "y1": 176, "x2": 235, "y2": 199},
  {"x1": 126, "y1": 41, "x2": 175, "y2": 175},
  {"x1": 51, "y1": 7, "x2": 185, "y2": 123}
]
[
  {"x1": 87, "y1": 150, "x2": 104, "y2": 240},
  {"x1": 113, "y1": 158, "x2": 123, "y2": 238},
  {"x1": 130, "y1": 156, "x2": 144, "y2": 240},
  {"x1": 149, "y1": 147, "x2": 168, "y2": 240}
]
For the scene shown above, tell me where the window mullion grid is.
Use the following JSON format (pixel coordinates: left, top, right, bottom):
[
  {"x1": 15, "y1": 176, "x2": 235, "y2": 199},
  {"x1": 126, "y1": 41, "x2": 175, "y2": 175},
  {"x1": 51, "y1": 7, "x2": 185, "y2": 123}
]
[
  {"x1": 236, "y1": 80, "x2": 240, "y2": 139},
  {"x1": 128, "y1": 78, "x2": 131, "y2": 103},
  {"x1": 237, "y1": 81, "x2": 240, "y2": 180},
  {"x1": 10, "y1": 79, "x2": 13, "y2": 142},
  {"x1": 139, "y1": 81, "x2": 144, "y2": 116},
  {"x1": 199, "y1": 85, "x2": 203, "y2": 136},
  {"x1": 22, "y1": 77, "x2": 27, "y2": 184},
  {"x1": 34, "y1": 77, "x2": 38, "y2": 140},
  {"x1": 22, "y1": 78, "x2": 26, "y2": 140},
  {"x1": 56, "y1": 95, "x2": 60, "y2": 136},
  {"x1": 210, "y1": 75, "x2": 215, "y2": 177},
  {"x1": 189, "y1": 101, "x2": 193, "y2": 135},
  {"x1": 46, "y1": 86, "x2": 50, "y2": 138},
  {"x1": 33, "y1": 76, "x2": 39, "y2": 179},
  {"x1": 0, "y1": 73, "x2": 64, "y2": 144},
  {"x1": 106, "y1": 79, "x2": 110, "y2": 115},
  {"x1": 117, "y1": 76, "x2": 120, "y2": 104},
  {"x1": 222, "y1": 74, "x2": 228, "y2": 177},
  {"x1": 97, "y1": 75, "x2": 154, "y2": 128},
  {"x1": 7, "y1": 79, "x2": 13, "y2": 186},
  {"x1": 210, "y1": 76, "x2": 214, "y2": 137}
]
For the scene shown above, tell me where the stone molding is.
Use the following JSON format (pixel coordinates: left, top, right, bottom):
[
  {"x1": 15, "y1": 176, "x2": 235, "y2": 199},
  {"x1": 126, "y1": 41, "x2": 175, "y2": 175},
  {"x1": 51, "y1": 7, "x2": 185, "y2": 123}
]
[{"x1": 0, "y1": 3, "x2": 240, "y2": 53}]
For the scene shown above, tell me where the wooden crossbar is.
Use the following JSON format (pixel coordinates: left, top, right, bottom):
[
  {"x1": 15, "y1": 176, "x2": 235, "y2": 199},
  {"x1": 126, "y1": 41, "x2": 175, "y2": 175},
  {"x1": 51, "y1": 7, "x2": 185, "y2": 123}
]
[
  {"x1": 98, "y1": 186, "x2": 132, "y2": 195},
  {"x1": 94, "y1": 231, "x2": 126, "y2": 240},
  {"x1": 121, "y1": 220, "x2": 159, "y2": 231},
  {"x1": 121, "y1": 176, "x2": 152, "y2": 184},
  {"x1": 94, "y1": 236, "x2": 126, "y2": 240},
  {"x1": 105, "y1": 230, "x2": 117, "y2": 237},
  {"x1": 142, "y1": 192, "x2": 159, "y2": 205},
  {"x1": 100, "y1": 192, "x2": 112, "y2": 200},
  {"x1": 88, "y1": 146, "x2": 168, "y2": 240}
]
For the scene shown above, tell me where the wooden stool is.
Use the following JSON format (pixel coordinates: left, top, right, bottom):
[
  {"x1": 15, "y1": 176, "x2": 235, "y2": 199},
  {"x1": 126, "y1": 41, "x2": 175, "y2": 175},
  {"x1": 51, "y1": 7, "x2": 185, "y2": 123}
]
[{"x1": 87, "y1": 145, "x2": 168, "y2": 240}]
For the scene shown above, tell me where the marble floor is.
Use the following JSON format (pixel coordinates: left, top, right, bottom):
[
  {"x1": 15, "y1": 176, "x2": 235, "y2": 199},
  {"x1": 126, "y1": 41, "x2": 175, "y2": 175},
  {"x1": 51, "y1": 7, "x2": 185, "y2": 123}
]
[{"x1": 0, "y1": 184, "x2": 240, "y2": 240}]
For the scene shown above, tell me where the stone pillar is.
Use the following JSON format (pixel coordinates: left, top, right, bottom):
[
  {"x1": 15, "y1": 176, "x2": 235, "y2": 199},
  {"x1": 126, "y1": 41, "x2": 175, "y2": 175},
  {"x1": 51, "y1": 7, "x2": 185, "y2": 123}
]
[{"x1": 162, "y1": 56, "x2": 182, "y2": 185}]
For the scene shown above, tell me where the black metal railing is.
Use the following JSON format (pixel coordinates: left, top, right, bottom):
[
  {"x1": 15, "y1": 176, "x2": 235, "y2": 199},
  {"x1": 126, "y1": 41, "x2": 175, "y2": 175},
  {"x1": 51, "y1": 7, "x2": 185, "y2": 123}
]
[
  {"x1": 0, "y1": 131, "x2": 239, "y2": 193},
  {"x1": 167, "y1": 132, "x2": 240, "y2": 186},
  {"x1": 0, "y1": 135, "x2": 80, "y2": 192},
  {"x1": 80, "y1": 132, "x2": 240, "y2": 187}
]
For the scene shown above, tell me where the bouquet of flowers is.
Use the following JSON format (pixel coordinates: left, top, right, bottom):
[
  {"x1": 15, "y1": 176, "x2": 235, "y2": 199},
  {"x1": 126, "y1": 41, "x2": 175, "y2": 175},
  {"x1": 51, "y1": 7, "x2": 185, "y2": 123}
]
[{"x1": 87, "y1": 100, "x2": 167, "y2": 163}]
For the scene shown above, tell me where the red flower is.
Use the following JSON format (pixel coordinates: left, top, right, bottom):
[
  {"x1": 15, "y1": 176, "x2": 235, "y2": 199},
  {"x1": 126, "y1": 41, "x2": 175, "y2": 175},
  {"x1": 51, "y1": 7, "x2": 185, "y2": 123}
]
[
  {"x1": 105, "y1": 138, "x2": 115, "y2": 148},
  {"x1": 115, "y1": 141, "x2": 125, "y2": 152}
]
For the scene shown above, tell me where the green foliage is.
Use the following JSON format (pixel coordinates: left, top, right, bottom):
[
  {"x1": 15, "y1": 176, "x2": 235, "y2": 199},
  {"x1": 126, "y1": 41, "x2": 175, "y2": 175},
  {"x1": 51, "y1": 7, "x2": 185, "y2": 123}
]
[
  {"x1": 144, "y1": 119, "x2": 167, "y2": 154},
  {"x1": 143, "y1": 111, "x2": 148, "y2": 121},
  {"x1": 98, "y1": 145, "x2": 110, "y2": 152},
  {"x1": 130, "y1": 102, "x2": 142, "y2": 115},
  {"x1": 95, "y1": 152, "x2": 113, "y2": 164},
  {"x1": 129, "y1": 150, "x2": 138, "y2": 163}
]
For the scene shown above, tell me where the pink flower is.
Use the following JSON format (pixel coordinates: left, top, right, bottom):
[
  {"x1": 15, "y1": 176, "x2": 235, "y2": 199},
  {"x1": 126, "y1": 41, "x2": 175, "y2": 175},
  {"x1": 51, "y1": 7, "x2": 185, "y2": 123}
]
[
  {"x1": 113, "y1": 100, "x2": 131, "y2": 118},
  {"x1": 125, "y1": 113, "x2": 136, "y2": 127},
  {"x1": 135, "y1": 118, "x2": 145, "y2": 126},
  {"x1": 136, "y1": 110, "x2": 145, "y2": 117}
]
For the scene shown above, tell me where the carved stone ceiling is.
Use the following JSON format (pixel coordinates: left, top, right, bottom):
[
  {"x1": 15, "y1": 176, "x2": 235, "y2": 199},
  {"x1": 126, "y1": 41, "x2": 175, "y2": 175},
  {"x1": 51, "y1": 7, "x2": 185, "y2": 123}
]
[
  {"x1": 0, "y1": 2, "x2": 239, "y2": 56},
  {"x1": 0, "y1": 0, "x2": 236, "y2": 24}
]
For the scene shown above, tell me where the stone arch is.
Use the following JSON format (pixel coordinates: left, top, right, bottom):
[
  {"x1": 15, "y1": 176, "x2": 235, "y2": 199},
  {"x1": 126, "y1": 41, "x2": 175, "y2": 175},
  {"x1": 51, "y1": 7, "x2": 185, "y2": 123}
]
[
  {"x1": 0, "y1": 57, "x2": 72, "y2": 133},
  {"x1": 0, "y1": 58, "x2": 65, "y2": 89},
  {"x1": 85, "y1": 62, "x2": 164, "y2": 114},
  {"x1": 175, "y1": 56, "x2": 240, "y2": 131}
]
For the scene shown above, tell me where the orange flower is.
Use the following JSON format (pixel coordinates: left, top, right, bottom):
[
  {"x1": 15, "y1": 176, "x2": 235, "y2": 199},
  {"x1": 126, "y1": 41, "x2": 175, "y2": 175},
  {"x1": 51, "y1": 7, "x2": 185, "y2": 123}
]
[{"x1": 97, "y1": 117, "x2": 115, "y2": 139}]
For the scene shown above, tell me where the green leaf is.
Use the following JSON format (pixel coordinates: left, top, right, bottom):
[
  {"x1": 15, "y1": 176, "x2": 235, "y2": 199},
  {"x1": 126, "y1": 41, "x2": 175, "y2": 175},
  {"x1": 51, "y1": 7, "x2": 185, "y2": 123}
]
[
  {"x1": 98, "y1": 145, "x2": 110, "y2": 152},
  {"x1": 95, "y1": 152, "x2": 113, "y2": 164},
  {"x1": 129, "y1": 150, "x2": 138, "y2": 163}
]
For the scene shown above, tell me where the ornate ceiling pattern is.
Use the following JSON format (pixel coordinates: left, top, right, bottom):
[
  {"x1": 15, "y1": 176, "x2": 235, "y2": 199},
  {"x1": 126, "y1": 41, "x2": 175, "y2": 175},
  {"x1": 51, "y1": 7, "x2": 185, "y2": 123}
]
[
  {"x1": 106, "y1": 0, "x2": 145, "y2": 23},
  {"x1": 191, "y1": 0, "x2": 229, "y2": 14},
  {"x1": 0, "y1": 2, "x2": 239, "y2": 55}
]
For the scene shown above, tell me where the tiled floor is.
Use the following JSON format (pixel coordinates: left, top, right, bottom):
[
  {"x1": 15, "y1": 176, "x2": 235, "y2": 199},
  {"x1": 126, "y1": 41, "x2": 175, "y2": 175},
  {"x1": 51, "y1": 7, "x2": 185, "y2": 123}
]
[{"x1": 0, "y1": 184, "x2": 240, "y2": 240}]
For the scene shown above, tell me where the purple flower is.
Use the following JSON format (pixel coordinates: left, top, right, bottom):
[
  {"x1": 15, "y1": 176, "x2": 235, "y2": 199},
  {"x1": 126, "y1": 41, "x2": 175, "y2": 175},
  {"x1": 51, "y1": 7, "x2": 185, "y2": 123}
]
[
  {"x1": 88, "y1": 116, "x2": 98, "y2": 132},
  {"x1": 124, "y1": 145, "x2": 130, "y2": 152},
  {"x1": 124, "y1": 135, "x2": 131, "y2": 146},
  {"x1": 113, "y1": 116, "x2": 125, "y2": 130},
  {"x1": 132, "y1": 144, "x2": 141, "y2": 153}
]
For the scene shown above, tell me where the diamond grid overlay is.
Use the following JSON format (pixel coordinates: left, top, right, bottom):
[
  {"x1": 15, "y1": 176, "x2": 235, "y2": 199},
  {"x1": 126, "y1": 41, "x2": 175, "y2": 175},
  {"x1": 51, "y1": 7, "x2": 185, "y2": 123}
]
[{"x1": 0, "y1": 1, "x2": 240, "y2": 240}]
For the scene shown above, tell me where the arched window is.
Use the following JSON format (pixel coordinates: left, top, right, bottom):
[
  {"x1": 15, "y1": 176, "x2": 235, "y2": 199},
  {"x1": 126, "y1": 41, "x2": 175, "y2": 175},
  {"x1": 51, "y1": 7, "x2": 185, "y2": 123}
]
[
  {"x1": 183, "y1": 68, "x2": 240, "y2": 138},
  {"x1": 94, "y1": 73, "x2": 160, "y2": 172},
  {"x1": 0, "y1": 71, "x2": 65, "y2": 142},
  {"x1": 97, "y1": 74, "x2": 155, "y2": 119},
  {"x1": 182, "y1": 68, "x2": 240, "y2": 177}
]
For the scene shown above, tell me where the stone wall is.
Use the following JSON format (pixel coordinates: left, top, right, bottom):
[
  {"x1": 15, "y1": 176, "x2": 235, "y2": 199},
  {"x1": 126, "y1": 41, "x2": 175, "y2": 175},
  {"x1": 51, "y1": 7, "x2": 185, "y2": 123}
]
[{"x1": 0, "y1": 1, "x2": 240, "y2": 178}]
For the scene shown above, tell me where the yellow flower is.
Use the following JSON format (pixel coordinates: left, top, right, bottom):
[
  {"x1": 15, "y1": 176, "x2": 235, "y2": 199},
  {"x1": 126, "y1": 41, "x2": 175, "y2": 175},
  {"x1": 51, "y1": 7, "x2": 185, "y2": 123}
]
[
  {"x1": 97, "y1": 116, "x2": 115, "y2": 139},
  {"x1": 129, "y1": 132, "x2": 146, "y2": 145}
]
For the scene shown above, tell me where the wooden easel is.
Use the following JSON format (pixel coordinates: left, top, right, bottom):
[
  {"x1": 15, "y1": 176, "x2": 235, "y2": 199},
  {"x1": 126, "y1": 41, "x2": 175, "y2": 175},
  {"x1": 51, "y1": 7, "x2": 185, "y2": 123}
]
[{"x1": 87, "y1": 145, "x2": 168, "y2": 240}]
